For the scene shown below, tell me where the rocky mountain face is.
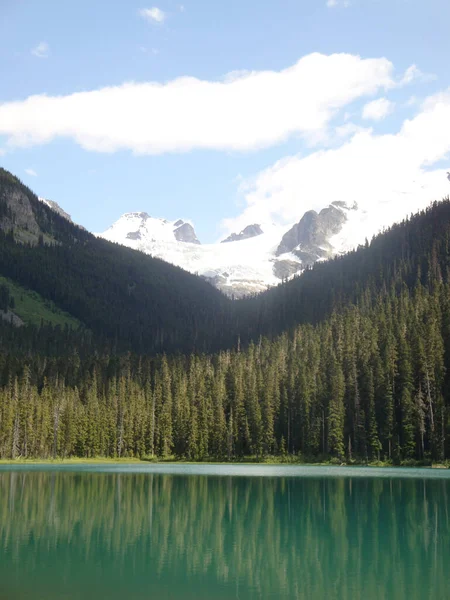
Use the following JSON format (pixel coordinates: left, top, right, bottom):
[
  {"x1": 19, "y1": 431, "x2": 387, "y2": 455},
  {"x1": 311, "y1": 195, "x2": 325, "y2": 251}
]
[
  {"x1": 0, "y1": 185, "x2": 41, "y2": 240},
  {"x1": 173, "y1": 221, "x2": 201, "y2": 244},
  {"x1": 0, "y1": 174, "x2": 74, "y2": 243},
  {"x1": 276, "y1": 201, "x2": 357, "y2": 265}
]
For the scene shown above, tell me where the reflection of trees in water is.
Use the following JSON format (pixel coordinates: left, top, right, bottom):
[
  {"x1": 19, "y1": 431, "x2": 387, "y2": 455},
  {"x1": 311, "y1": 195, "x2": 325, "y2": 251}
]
[{"x1": 0, "y1": 472, "x2": 449, "y2": 599}]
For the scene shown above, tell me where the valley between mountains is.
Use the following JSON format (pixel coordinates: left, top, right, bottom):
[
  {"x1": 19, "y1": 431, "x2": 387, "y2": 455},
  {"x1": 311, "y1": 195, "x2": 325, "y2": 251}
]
[
  {"x1": 36, "y1": 175, "x2": 446, "y2": 298},
  {"x1": 1, "y1": 166, "x2": 450, "y2": 466}
]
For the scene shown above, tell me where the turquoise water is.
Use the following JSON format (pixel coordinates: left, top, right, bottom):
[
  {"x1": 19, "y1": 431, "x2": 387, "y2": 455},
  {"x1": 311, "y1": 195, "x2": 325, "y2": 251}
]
[{"x1": 0, "y1": 465, "x2": 449, "y2": 599}]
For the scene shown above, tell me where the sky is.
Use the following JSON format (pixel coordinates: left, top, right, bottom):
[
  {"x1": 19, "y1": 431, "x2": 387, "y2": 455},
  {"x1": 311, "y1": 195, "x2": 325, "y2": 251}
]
[{"x1": 1, "y1": 0, "x2": 450, "y2": 243}]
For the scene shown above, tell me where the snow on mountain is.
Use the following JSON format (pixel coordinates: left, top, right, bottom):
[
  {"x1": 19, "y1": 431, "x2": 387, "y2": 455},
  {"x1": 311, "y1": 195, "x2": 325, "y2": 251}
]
[
  {"x1": 91, "y1": 173, "x2": 450, "y2": 297},
  {"x1": 97, "y1": 203, "x2": 358, "y2": 297},
  {"x1": 101, "y1": 212, "x2": 187, "y2": 244},
  {"x1": 99, "y1": 212, "x2": 292, "y2": 296}
]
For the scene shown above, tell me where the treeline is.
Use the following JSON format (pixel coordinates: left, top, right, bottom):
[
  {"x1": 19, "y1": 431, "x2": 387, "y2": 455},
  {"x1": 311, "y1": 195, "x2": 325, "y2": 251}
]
[{"x1": 0, "y1": 277, "x2": 449, "y2": 461}]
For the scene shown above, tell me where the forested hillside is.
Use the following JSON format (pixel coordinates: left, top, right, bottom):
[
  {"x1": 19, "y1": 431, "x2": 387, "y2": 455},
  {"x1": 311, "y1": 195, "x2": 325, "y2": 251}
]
[
  {"x1": 0, "y1": 168, "x2": 232, "y2": 353},
  {"x1": 0, "y1": 274, "x2": 448, "y2": 462},
  {"x1": 1, "y1": 167, "x2": 450, "y2": 462},
  {"x1": 236, "y1": 197, "x2": 450, "y2": 340}
]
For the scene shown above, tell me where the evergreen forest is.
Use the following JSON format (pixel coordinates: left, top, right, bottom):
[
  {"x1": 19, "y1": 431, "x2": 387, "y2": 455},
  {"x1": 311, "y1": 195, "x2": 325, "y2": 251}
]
[{"x1": 1, "y1": 167, "x2": 450, "y2": 463}]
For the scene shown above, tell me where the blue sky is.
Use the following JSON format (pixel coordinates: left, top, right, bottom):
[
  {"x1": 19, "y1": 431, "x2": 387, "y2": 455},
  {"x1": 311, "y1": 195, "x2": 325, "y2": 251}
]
[{"x1": 1, "y1": 0, "x2": 450, "y2": 242}]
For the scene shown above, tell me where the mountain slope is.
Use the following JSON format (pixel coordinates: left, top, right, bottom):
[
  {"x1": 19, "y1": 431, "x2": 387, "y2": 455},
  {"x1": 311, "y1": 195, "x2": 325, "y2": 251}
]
[
  {"x1": 0, "y1": 168, "x2": 231, "y2": 353},
  {"x1": 0, "y1": 274, "x2": 81, "y2": 328}
]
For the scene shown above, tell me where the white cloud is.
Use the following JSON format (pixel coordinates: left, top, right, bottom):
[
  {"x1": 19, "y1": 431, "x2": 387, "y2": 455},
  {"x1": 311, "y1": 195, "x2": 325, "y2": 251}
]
[
  {"x1": 362, "y1": 97, "x2": 395, "y2": 121},
  {"x1": 178, "y1": 4, "x2": 185, "y2": 12},
  {"x1": 25, "y1": 168, "x2": 37, "y2": 176},
  {"x1": 139, "y1": 7, "x2": 166, "y2": 23},
  {"x1": 0, "y1": 53, "x2": 405, "y2": 155},
  {"x1": 221, "y1": 90, "x2": 450, "y2": 243},
  {"x1": 400, "y1": 64, "x2": 436, "y2": 86},
  {"x1": 335, "y1": 122, "x2": 372, "y2": 139},
  {"x1": 31, "y1": 41, "x2": 50, "y2": 58}
]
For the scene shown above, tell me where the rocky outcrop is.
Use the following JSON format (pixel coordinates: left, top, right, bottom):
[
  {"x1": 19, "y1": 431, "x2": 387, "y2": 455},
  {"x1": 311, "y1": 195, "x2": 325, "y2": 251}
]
[
  {"x1": 126, "y1": 231, "x2": 142, "y2": 240},
  {"x1": 174, "y1": 222, "x2": 201, "y2": 244},
  {"x1": 276, "y1": 202, "x2": 354, "y2": 266},
  {"x1": 273, "y1": 259, "x2": 302, "y2": 280},
  {"x1": 0, "y1": 309, "x2": 24, "y2": 327},
  {"x1": 0, "y1": 187, "x2": 40, "y2": 238},
  {"x1": 221, "y1": 224, "x2": 263, "y2": 243}
]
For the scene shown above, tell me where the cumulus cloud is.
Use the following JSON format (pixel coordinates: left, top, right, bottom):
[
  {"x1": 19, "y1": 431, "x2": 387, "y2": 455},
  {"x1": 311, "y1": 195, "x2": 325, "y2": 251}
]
[
  {"x1": 25, "y1": 168, "x2": 37, "y2": 176},
  {"x1": 0, "y1": 53, "x2": 409, "y2": 155},
  {"x1": 221, "y1": 90, "x2": 450, "y2": 244},
  {"x1": 139, "y1": 7, "x2": 166, "y2": 23},
  {"x1": 31, "y1": 42, "x2": 50, "y2": 58},
  {"x1": 362, "y1": 97, "x2": 395, "y2": 121}
]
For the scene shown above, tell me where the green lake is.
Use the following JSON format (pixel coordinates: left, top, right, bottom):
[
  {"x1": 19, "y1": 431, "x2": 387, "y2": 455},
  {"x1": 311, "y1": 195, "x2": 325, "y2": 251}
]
[{"x1": 0, "y1": 465, "x2": 449, "y2": 599}]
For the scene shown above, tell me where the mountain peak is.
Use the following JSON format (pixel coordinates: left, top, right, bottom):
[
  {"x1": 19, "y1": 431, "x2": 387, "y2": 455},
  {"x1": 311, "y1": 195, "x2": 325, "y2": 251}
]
[
  {"x1": 174, "y1": 222, "x2": 201, "y2": 244},
  {"x1": 275, "y1": 201, "x2": 356, "y2": 263},
  {"x1": 122, "y1": 211, "x2": 151, "y2": 220},
  {"x1": 221, "y1": 224, "x2": 264, "y2": 243},
  {"x1": 39, "y1": 197, "x2": 73, "y2": 222},
  {"x1": 101, "y1": 212, "x2": 201, "y2": 247}
]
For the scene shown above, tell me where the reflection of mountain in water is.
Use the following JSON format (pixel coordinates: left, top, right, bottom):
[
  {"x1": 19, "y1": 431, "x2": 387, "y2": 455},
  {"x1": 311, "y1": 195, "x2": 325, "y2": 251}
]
[{"x1": 0, "y1": 470, "x2": 449, "y2": 599}]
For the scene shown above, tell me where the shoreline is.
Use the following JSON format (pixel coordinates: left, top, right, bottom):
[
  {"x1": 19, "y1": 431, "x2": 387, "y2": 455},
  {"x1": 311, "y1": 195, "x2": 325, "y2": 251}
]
[{"x1": 0, "y1": 457, "x2": 448, "y2": 469}]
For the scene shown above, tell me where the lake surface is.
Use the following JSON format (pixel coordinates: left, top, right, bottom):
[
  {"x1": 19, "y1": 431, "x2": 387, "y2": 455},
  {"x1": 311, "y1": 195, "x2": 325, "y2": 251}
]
[{"x1": 0, "y1": 465, "x2": 449, "y2": 599}]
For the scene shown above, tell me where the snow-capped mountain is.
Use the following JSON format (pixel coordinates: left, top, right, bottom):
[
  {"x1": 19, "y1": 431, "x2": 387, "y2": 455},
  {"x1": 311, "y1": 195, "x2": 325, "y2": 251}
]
[
  {"x1": 101, "y1": 212, "x2": 200, "y2": 245},
  {"x1": 31, "y1": 171, "x2": 450, "y2": 297},
  {"x1": 39, "y1": 172, "x2": 450, "y2": 298},
  {"x1": 98, "y1": 201, "x2": 358, "y2": 297}
]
